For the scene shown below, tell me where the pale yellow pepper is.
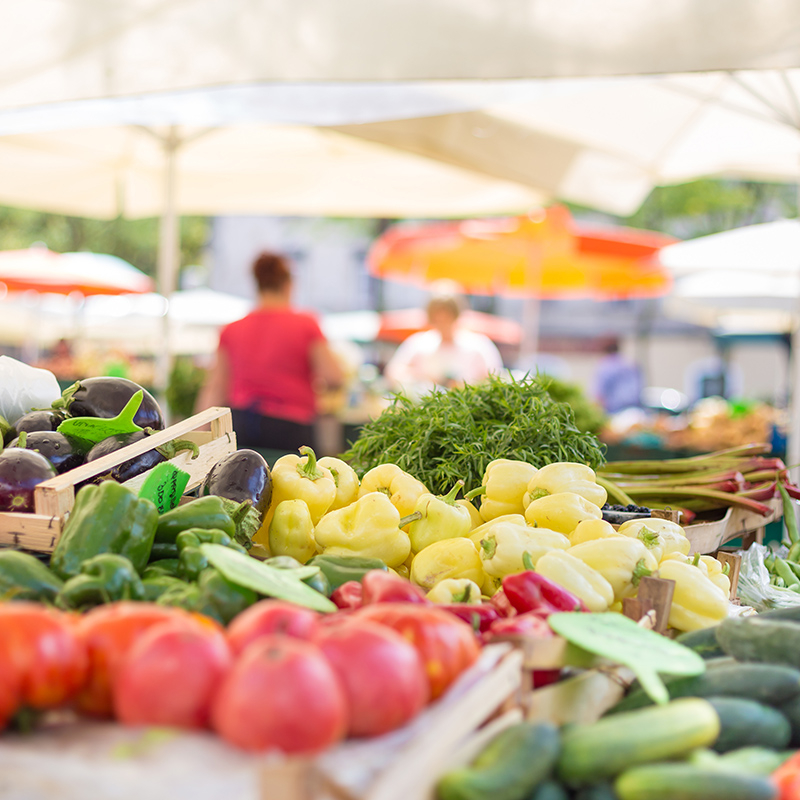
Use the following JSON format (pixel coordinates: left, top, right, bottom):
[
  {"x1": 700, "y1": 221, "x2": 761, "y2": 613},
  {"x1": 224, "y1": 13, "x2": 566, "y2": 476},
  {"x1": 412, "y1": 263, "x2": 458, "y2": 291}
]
[
  {"x1": 410, "y1": 537, "x2": 484, "y2": 591},
  {"x1": 268, "y1": 499, "x2": 316, "y2": 564},
  {"x1": 426, "y1": 578, "x2": 483, "y2": 605},
  {"x1": 473, "y1": 459, "x2": 538, "y2": 522},
  {"x1": 617, "y1": 518, "x2": 691, "y2": 561},
  {"x1": 358, "y1": 463, "x2": 429, "y2": 520},
  {"x1": 568, "y1": 518, "x2": 626, "y2": 546},
  {"x1": 567, "y1": 537, "x2": 658, "y2": 601},
  {"x1": 317, "y1": 456, "x2": 360, "y2": 511},
  {"x1": 255, "y1": 446, "x2": 336, "y2": 544},
  {"x1": 524, "y1": 491, "x2": 602, "y2": 535},
  {"x1": 407, "y1": 481, "x2": 473, "y2": 554},
  {"x1": 457, "y1": 498, "x2": 484, "y2": 530},
  {"x1": 314, "y1": 491, "x2": 411, "y2": 568},
  {"x1": 657, "y1": 558, "x2": 729, "y2": 632},
  {"x1": 468, "y1": 514, "x2": 528, "y2": 548},
  {"x1": 661, "y1": 551, "x2": 709, "y2": 575},
  {"x1": 534, "y1": 550, "x2": 615, "y2": 612},
  {"x1": 478, "y1": 521, "x2": 570, "y2": 578},
  {"x1": 699, "y1": 555, "x2": 732, "y2": 597},
  {"x1": 523, "y1": 462, "x2": 607, "y2": 509}
]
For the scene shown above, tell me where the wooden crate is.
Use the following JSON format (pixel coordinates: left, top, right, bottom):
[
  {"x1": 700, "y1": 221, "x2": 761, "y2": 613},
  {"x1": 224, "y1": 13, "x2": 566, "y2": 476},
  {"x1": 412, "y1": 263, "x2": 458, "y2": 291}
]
[
  {"x1": 684, "y1": 496, "x2": 782, "y2": 554},
  {"x1": 0, "y1": 645, "x2": 521, "y2": 800},
  {"x1": 0, "y1": 406, "x2": 236, "y2": 553}
]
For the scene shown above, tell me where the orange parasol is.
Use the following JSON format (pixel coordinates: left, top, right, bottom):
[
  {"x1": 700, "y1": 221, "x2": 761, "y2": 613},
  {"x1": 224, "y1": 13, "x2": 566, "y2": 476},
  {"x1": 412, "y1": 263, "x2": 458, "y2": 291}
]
[{"x1": 368, "y1": 205, "x2": 675, "y2": 301}]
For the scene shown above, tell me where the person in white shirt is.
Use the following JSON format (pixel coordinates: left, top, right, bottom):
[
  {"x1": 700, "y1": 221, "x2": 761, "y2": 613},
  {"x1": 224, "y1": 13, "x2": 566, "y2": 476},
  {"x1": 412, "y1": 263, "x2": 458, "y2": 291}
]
[{"x1": 384, "y1": 288, "x2": 504, "y2": 396}]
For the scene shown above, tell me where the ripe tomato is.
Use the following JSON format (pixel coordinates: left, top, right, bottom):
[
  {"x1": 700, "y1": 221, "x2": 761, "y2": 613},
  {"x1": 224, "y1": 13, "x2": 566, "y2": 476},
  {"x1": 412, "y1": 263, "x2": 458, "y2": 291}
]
[
  {"x1": 212, "y1": 634, "x2": 347, "y2": 754},
  {"x1": 74, "y1": 602, "x2": 189, "y2": 717},
  {"x1": 0, "y1": 602, "x2": 86, "y2": 709},
  {"x1": 0, "y1": 637, "x2": 21, "y2": 729},
  {"x1": 353, "y1": 603, "x2": 480, "y2": 700},
  {"x1": 316, "y1": 619, "x2": 429, "y2": 737},
  {"x1": 113, "y1": 618, "x2": 232, "y2": 729},
  {"x1": 226, "y1": 600, "x2": 319, "y2": 656}
]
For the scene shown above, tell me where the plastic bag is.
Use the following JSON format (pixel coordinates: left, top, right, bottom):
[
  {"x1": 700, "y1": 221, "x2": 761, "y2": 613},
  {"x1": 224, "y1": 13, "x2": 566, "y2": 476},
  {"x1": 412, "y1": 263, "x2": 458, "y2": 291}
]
[
  {"x1": 736, "y1": 542, "x2": 800, "y2": 611},
  {"x1": 0, "y1": 356, "x2": 61, "y2": 425}
]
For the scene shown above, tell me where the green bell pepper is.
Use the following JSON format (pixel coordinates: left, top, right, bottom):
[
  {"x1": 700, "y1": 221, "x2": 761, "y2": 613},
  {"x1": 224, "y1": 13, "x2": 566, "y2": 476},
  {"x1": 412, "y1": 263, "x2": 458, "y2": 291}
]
[
  {"x1": 157, "y1": 567, "x2": 256, "y2": 624},
  {"x1": 142, "y1": 559, "x2": 181, "y2": 579},
  {"x1": 0, "y1": 550, "x2": 64, "y2": 602},
  {"x1": 56, "y1": 553, "x2": 146, "y2": 609},
  {"x1": 141, "y1": 574, "x2": 189, "y2": 602},
  {"x1": 306, "y1": 553, "x2": 389, "y2": 591},
  {"x1": 149, "y1": 542, "x2": 179, "y2": 561},
  {"x1": 50, "y1": 481, "x2": 158, "y2": 579},
  {"x1": 265, "y1": 555, "x2": 332, "y2": 597},
  {"x1": 154, "y1": 495, "x2": 238, "y2": 544},
  {"x1": 176, "y1": 527, "x2": 247, "y2": 582}
]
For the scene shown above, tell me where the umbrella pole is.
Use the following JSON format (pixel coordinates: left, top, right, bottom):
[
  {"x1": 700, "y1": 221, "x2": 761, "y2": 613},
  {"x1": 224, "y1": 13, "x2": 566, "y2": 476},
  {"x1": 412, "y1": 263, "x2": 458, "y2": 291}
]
[
  {"x1": 154, "y1": 129, "x2": 180, "y2": 423},
  {"x1": 519, "y1": 295, "x2": 541, "y2": 370}
]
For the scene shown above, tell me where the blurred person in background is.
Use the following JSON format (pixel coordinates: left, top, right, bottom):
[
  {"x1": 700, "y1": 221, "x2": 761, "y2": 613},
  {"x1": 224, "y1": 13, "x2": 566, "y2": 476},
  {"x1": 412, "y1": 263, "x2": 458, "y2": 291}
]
[
  {"x1": 196, "y1": 251, "x2": 343, "y2": 453},
  {"x1": 592, "y1": 338, "x2": 643, "y2": 414},
  {"x1": 384, "y1": 282, "x2": 503, "y2": 396}
]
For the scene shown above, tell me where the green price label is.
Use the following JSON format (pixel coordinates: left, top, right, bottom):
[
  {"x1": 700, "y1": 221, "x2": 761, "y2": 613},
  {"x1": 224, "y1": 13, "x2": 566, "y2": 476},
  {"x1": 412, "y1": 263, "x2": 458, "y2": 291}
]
[
  {"x1": 58, "y1": 390, "x2": 144, "y2": 446},
  {"x1": 138, "y1": 462, "x2": 191, "y2": 513}
]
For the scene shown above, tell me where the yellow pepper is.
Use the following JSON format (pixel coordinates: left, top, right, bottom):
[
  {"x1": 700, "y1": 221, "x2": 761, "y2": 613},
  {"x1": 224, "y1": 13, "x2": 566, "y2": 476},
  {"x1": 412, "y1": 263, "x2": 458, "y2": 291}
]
[
  {"x1": 478, "y1": 521, "x2": 570, "y2": 578},
  {"x1": 317, "y1": 456, "x2": 360, "y2": 511},
  {"x1": 534, "y1": 550, "x2": 615, "y2": 612},
  {"x1": 254, "y1": 446, "x2": 336, "y2": 544},
  {"x1": 407, "y1": 481, "x2": 473, "y2": 554},
  {"x1": 313, "y1": 491, "x2": 411, "y2": 568},
  {"x1": 358, "y1": 463, "x2": 429, "y2": 520},
  {"x1": 661, "y1": 551, "x2": 709, "y2": 575},
  {"x1": 481, "y1": 573, "x2": 501, "y2": 597},
  {"x1": 568, "y1": 518, "x2": 625, "y2": 546},
  {"x1": 523, "y1": 462, "x2": 607, "y2": 509},
  {"x1": 426, "y1": 578, "x2": 483, "y2": 605},
  {"x1": 410, "y1": 537, "x2": 484, "y2": 590},
  {"x1": 616, "y1": 518, "x2": 691, "y2": 561},
  {"x1": 395, "y1": 562, "x2": 410, "y2": 580},
  {"x1": 457, "y1": 498, "x2": 483, "y2": 530},
  {"x1": 567, "y1": 538, "x2": 658, "y2": 601},
  {"x1": 468, "y1": 514, "x2": 528, "y2": 548},
  {"x1": 699, "y1": 555, "x2": 732, "y2": 597},
  {"x1": 524, "y1": 491, "x2": 602, "y2": 535},
  {"x1": 657, "y1": 558, "x2": 729, "y2": 632},
  {"x1": 472, "y1": 459, "x2": 538, "y2": 522},
  {"x1": 268, "y1": 499, "x2": 316, "y2": 564}
]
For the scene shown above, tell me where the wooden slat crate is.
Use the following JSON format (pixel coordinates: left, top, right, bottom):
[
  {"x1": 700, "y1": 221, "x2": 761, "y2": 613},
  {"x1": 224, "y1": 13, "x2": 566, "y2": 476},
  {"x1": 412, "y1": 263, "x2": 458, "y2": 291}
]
[
  {"x1": 0, "y1": 406, "x2": 236, "y2": 553},
  {"x1": 0, "y1": 645, "x2": 521, "y2": 800}
]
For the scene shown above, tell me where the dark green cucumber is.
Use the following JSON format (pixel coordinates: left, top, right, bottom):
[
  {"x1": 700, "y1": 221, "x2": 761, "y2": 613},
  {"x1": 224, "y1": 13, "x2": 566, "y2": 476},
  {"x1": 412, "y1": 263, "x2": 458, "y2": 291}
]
[
  {"x1": 614, "y1": 763, "x2": 777, "y2": 800},
  {"x1": 756, "y1": 604, "x2": 800, "y2": 622},
  {"x1": 573, "y1": 784, "x2": 617, "y2": 800},
  {"x1": 0, "y1": 550, "x2": 64, "y2": 602},
  {"x1": 706, "y1": 696, "x2": 791, "y2": 752},
  {"x1": 718, "y1": 747, "x2": 793, "y2": 776},
  {"x1": 557, "y1": 698, "x2": 719, "y2": 786},
  {"x1": 436, "y1": 721, "x2": 560, "y2": 800},
  {"x1": 778, "y1": 692, "x2": 800, "y2": 746},
  {"x1": 675, "y1": 626, "x2": 725, "y2": 659},
  {"x1": 716, "y1": 615, "x2": 800, "y2": 665},
  {"x1": 609, "y1": 661, "x2": 800, "y2": 713},
  {"x1": 530, "y1": 781, "x2": 570, "y2": 800}
]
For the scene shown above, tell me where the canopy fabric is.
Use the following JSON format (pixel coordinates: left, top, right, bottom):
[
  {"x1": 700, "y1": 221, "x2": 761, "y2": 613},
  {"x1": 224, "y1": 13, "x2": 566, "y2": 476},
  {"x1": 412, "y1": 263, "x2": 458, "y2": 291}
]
[
  {"x1": 4, "y1": 0, "x2": 800, "y2": 113},
  {"x1": 368, "y1": 206, "x2": 675, "y2": 300}
]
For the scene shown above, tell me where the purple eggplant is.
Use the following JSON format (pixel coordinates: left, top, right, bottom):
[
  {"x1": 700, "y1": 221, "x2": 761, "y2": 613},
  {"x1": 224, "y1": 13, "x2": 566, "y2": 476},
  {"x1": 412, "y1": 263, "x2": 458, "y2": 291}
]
[
  {"x1": 0, "y1": 448, "x2": 57, "y2": 512},
  {"x1": 7, "y1": 431, "x2": 87, "y2": 474},
  {"x1": 5, "y1": 409, "x2": 67, "y2": 445},
  {"x1": 201, "y1": 449, "x2": 272, "y2": 515},
  {"x1": 56, "y1": 377, "x2": 165, "y2": 430}
]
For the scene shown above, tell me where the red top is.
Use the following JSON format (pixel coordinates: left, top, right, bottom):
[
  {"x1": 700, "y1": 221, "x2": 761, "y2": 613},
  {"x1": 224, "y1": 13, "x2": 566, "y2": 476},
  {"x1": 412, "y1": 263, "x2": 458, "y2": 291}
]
[{"x1": 219, "y1": 308, "x2": 325, "y2": 424}]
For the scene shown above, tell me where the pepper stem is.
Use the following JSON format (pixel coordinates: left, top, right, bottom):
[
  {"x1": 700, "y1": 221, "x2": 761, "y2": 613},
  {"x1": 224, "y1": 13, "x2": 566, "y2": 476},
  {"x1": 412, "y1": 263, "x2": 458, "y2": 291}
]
[
  {"x1": 631, "y1": 558, "x2": 653, "y2": 586},
  {"x1": 637, "y1": 528, "x2": 660, "y2": 549},
  {"x1": 522, "y1": 551, "x2": 536, "y2": 571},
  {"x1": 440, "y1": 480, "x2": 465, "y2": 505},
  {"x1": 464, "y1": 485, "x2": 486, "y2": 500},
  {"x1": 398, "y1": 511, "x2": 423, "y2": 528},
  {"x1": 527, "y1": 488, "x2": 549, "y2": 502},
  {"x1": 481, "y1": 537, "x2": 497, "y2": 559},
  {"x1": 691, "y1": 552, "x2": 701, "y2": 567},
  {"x1": 296, "y1": 446, "x2": 325, "y2": 481}
]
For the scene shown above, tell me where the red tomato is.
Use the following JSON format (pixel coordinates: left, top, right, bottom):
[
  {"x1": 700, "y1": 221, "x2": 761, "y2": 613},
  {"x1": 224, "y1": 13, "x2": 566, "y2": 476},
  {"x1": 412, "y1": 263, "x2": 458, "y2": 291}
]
[
  {"x1": 113, "y1": 618, "x2": 232, "y2": 729},
  {"x1": 74, "y1": 602, "x2": 189, "y2": 717},
  {"x1": 316, "y1": 619, "x2": 429, "y2": 737},
  {"x1": 226, "y1": 600, "x2": 319, "y2": 656},
  {"x1": 353, "y1": 603, "x2": 480, "y2": 700},
  {"x1": 0, "y1": 602, "x2": 86, "y2": 709},
  {"x1": 0, "y1": 637, "x2": 21, "y2": 729},
  {"x1": 211, "y1": 634, "x2": 347, "y2": 754},
  {"x1": 773, "y1": 751, "x2": 800, "y2": 800}
]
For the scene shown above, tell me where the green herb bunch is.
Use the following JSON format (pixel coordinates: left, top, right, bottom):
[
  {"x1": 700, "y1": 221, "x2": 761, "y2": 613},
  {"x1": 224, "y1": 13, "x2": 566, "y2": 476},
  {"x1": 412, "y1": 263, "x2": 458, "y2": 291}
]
[{"x1": 341, "y1": 373, "x2": 607, "y2": 496}]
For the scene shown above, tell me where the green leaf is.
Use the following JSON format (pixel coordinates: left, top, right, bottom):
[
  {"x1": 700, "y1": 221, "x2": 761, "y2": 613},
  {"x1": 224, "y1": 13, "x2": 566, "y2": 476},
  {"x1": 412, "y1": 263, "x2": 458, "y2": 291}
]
[{"x1": 199, "y1": 544, "x2": 336, "y2": 613}]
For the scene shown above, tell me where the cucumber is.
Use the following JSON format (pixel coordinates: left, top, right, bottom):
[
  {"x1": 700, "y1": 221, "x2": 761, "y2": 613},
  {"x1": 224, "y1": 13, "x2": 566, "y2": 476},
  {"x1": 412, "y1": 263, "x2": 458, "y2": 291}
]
[
  {"x1": 614, "y1": 763, "x2": 777, "y2": 800},
  {"x1": 719, "y1": 747, "x2": 793, "y2": 776},
  {"x1": 675, "y1": 626, "x2": 725, "y2": 659},
  {"x1": 716, "y1": 615, "x2": 800, "y2": 665},
  {"x1": 530, "y1": 781, "x2": 570, "y2": 800},
  {"x1": 436, "y1": 721, "x2": 560, "y2": 800},
  {"x1": 778, "y1": 692, "x2": 800, "y2": 746},
  {"x1": 706, "y1": 696, "x2": 792, "y2": 752},
  {"x1": 573, "y1": 784, "x2": 616, "y2": 800},
  {"x1": 756, "y1": 604, "x2": 800, "y2": 622},
  {"x1": 556, "y1": 698, "x2": 720, "y2": 786},
  {"x1": 609, "y1": 661, "x2": 800, "y2": 713}
]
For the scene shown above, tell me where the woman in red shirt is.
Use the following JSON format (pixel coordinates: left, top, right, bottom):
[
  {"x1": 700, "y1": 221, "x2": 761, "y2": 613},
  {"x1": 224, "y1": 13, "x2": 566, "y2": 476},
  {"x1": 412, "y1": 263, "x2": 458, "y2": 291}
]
[{"x1": 196, "y1": 251, "x2": 343, "y2": 452}]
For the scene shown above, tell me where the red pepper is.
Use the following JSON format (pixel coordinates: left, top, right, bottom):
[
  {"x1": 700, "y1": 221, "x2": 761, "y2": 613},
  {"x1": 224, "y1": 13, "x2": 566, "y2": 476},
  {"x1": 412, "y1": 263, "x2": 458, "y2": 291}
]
[
  {"x1": 330, "y1": 581, "x2": 363, "y2": 610},
  {"x1": 361, "y1": 570, "x2": 430, "y2": 605},
  {"x1": 438, "y1": 603, "x2": 501, "y2": 634},
  {"x1": 488, "y1": 588, "x2": 515, "y2": 618},
  {"x1": 483, "y1": 611, "x2": 554, "y2": 641},
  {"x1": 532, "y1": 669, "x2": 562, "y2": 689},
  {"x1": 502, "y1": 570, "x2": 587, "y2": 616}
]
